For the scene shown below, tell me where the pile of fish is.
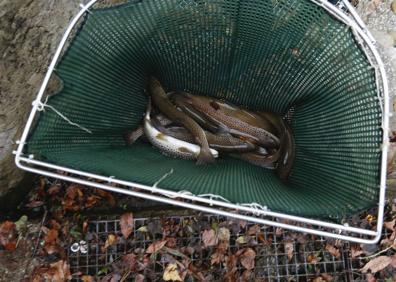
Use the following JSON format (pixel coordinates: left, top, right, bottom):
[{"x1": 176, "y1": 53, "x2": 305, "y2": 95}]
[{"x1": 125, "y1": 77, "x2": 295, "y2": 181}]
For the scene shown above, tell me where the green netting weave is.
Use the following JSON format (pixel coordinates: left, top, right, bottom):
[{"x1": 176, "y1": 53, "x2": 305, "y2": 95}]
[{"x1": 26, "y1": 0, "x2": 382, "y2": 218}]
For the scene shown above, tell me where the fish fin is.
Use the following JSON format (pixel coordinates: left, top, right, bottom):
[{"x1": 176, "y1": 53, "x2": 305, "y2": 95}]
[
  {"x1": 124, "y1": 126, "x2": 144, "y2": 145},
  {"x1": 215, "y1": 124, "x2": 230, "y2": 134},
  {"x1": 209, "y1": 101, "x2": 220, "y2": 110},
  {"x1": 196, "y1": 149, "x2": 216, "y2": 165}
]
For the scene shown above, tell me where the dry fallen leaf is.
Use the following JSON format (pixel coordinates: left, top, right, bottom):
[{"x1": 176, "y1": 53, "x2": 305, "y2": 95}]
[
  {"x1": 320, "y1": 273, "x2": 333, "y2": 282},
  {"x1": 247, "y1": 225, "x2": 261, "y2": 236},
  {"x1": 104, "y1": 234, "x2": 117, "y2": 249},
  {"x1": 224, "y1": 254, "x2": 238, "y2": 281},
  {"x1": 351, "y1": 245, "x2": 364, "y2": 258},
  {"x1": 307, "y1": 254, "x2": 320, "y2": 264},
  {"x1": 135, "y1": 274, "x2": 145, "y2": 282},
  {"x1": 391, "y1": 253, "x2": 396, "y2": 268},
  {"x1": 163, "y1": 263, "x2": 182, "y2": 281},
  {"x1": 240, "y1": 248, "x2": 256, "y2": 270},
  {"x1": 217, "y1": 227, "x2": 230, "y2": 242},
  {"x1": 210, "y1": 241, "x2": 228, "y2": 265},
  {"x1": 146, "y1": 240, "x2": 167, "y2": 254},
  {"x1": 235, "y1": 236, "x2": 251, "y2": 245},
  {"x1": 360, "y1": 255, "x2": 392, "y2": 273},
  {"x1": 365, "y1": 273, "x2": 377, "y2": 282},
  {"x1": 95, "y1": 189, "x2": 116, "y2": 206},
  {"x1": 0, "y1": 221, "x2": 17, "y2": 251},
  {"x1": 325, "y1": 244, "x2": 340, "y2": 259},
  {"x1": 384, "y1": 219, "x2": 395, "y2": 231},
  {"x1": 120, "y1": 212, "x2": 134, "y2": 239},
  {"x1": 31, "y1": 260, "x2": 71, "y2": 281},
  {"x1": 81, "y1": 275, "x2": 94, "y2": 282},
  {"x1": 284, "y1": 241, "x2": 294, "y2": 261},
  {"x1": 122, "y1": 253, "x2": 137, "y2": 272},
  {"x1": 202, "y1": 229, "x2": 218, "y2": 248},
  {"x1": 85, "y1": 195, "x2": 101, "y2": 209},
  {"x1": 44, "y1": 229, "x2": 59, "y2": 246}
]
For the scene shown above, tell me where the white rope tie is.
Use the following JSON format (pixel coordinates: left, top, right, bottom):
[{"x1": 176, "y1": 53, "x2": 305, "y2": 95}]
[
  {"x1": 199, "y1": 194, "x2": 231, "y2": 204},
  {"x1": 33, "y1": 97, "x2": 92, "y2": 134},
  {"x1": 153, "y1": 169, "x2": 174, "y2": 188}
]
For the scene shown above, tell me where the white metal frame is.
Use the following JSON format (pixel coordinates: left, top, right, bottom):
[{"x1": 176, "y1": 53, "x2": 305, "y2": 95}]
[{"x1": 14, "y1": 0, "x2": 389, "y2": 243}]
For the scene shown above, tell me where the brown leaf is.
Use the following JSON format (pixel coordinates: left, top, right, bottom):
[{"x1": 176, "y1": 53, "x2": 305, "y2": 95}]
[
  {"x1": 276, "y1": 227, "x2": 283, "y2": 236},
  {"x1": 320, "y1": 273, "x2": 333, "y2": 282},
  {"x1": 239, "y1": 220, "x2": 247, "y2": 229},
  {"x1": 135, "y1": 274, "x2": 145, "y2": 282},
  {"x1": 25, "y1": 200, "x2": 45, "y2": 208},
  {"x1": 384, "y1": 219, "x2": 395, "y2": 231},
  {"x1": 247, "y1": 224, "x2": 261, "y2": 236},
  {"x1": 284, "y1": 241, "x2": 294, "y2": 261},
  {"x1": 50, "y1": 260, "x2": 72, "y2": 281},
  {"x1": 81, "y1": 275, "x2": 94, "y2": 282},
  {"x1": 391, "y1": 253, "x2": 396, "y2": 268},
  {"x1": 202, "y1": 229, "x2": 218, "y2": 248},
  {"x1": 307, "y1": 254, "x2": 320, "y2": 264},
  {"x1": 360, "y1": 255, "x2": 392, "y2": 273},
  {"x1": 351, "y1": 245, "x2": 364, "y2": 258},
  {"x1": 0, "y1": 221, "x2": 17, "y2": 251},
  {"x1": 122, "y1": 253, "x2": 137, "y2": 272},
  {"x1": 95, "y1": 189, "x2": 116, "y2": 206},
  {"x1": 163, "y1": 263, "x2": 182, "y2": 281},
  {"x1": 62, "y1": 185, "x2": 83, "y2": 211},
  {"x1": 240, "y1": 248, "x2": 256, "y2": 270},
  {"x1": 210, "y1": 241, "x2": 228, "y2": 265},
  {"x1": 82, "y1": 220, "x2": 89, "y2": 234},
  {"x1": 31, "y1": 260, "x2": 72, "y2": 282},
  {"x1": 48, "y1": 220, "x2": 61, "y2": 231},
  {"x1": 104, "y1": 234, "x2": 117, "y2": 249},
  {"x1": 85, "y1": 195, "x2": 102, "y2": 209},
  {"x1": 120, "y1": 212, "x2": 134, "y2": 239},
  {"x1": 218, "y1": 227, "x2": 230, "y2": 242},
  {"x1": 365, "y1": 273, "x2": 377, "y2": 282},
  {"x1": 325, "y1": 244, "x2": 340, "y2": 259},
  {"x1": 146, "y1": 240, "x2": 167, "y2": 254},
  {"x1": 165, "y1": 237, "x2": 177, "y2": 249},
  {"x1": 44, "y1": 229, "x2": 59, "y2": 247},
  {"x1": 47, "y1": 184, "x2": 61, "y2": 195}
]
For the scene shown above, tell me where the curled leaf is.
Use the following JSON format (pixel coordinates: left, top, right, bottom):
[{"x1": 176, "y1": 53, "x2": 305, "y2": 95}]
[
  {"x1": 120, "y1": 212, "x2": 134, "y2": 239},
  {"x1": 360, "y1": 256, "x2": 392, "y2": 273},
  {"x1": 104, "y1": 234, "x2": 117, "y2": 249},
  {"x1": 81, "y1": 275, "x2": 94, "y2": 282},
  {"x1": 163, "y1": 263, "x2": 182, "y2": 281},
  {"x1": 202, "y1": 229, "x2": 218, "y2": 248},
  {"x1": 146, "y1": 240, "x2": 167, "y2": 254},
  {"x1": 325, "y1": 244, "x2": 340, "y2": 259},
  {"x1": 217, "y1": 227, "x2": 230, "y2": 242},
  {"x1": 284, "y1": 241, "x2": 294, "y2": 261},
  {"x1": 240, "y1": 248, "x2": 256, "y2": 270},
  {"x1": 0, "y1": 221, "x2": 17, "y2": 251}
]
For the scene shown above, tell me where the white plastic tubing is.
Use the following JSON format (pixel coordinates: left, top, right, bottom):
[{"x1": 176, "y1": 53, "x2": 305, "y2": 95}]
[{"x1": 15, "y1": 0, "x2": 389, "y2": 243}]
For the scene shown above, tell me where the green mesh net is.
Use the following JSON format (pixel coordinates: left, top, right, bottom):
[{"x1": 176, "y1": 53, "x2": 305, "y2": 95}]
[{"x1": 26, "y1": 0, "x2": 382, "y2": 218}]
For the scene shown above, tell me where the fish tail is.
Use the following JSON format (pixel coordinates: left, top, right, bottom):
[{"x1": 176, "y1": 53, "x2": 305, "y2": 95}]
[{"x1": 196, "y1": 148, "x2": 216, "y2": 165}]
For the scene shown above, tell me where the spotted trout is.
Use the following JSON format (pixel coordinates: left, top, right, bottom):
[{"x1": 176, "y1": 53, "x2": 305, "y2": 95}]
[
  {"x1": 257, "y1": 111, "x2": 295, "y2": 181},
  {"x1": 170, "y1": 91, "x2": 280, "y2": 148},
  {"x1": 149, "y1": 78, "x2": 216, "y2": 164},
  {"x1": 151, "y1": 117, "x2": 256, "y2": 153},
  {"x1": 144, "y1": 100, "x2": 219, "y2": 161}
]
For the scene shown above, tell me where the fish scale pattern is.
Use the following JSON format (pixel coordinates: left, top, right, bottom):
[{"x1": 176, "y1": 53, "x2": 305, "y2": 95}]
[{"x1": 26, "y1": 0, "x2": 382, "y2": 218}]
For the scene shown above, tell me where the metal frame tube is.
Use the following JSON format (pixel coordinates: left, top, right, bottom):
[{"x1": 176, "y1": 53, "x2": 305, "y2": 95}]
[{"x1": 14, "y1": 0, "x2": 388, "y2": 243}]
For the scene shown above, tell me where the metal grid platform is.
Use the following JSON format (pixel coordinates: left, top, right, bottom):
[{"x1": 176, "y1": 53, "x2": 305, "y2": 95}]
[{"x1": 68, "y1": 215, "x2": 377, "y2": 281}]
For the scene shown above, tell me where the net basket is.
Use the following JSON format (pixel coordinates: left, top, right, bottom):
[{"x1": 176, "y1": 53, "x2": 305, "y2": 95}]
[{"x1": 16, "y1": 0, "x2": 389, "y2": 242}]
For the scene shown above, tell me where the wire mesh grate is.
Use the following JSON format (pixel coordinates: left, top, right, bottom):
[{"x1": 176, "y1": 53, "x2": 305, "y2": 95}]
[{"x1": 66, "y1": 214, "x2": 381, "y2": 281}]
